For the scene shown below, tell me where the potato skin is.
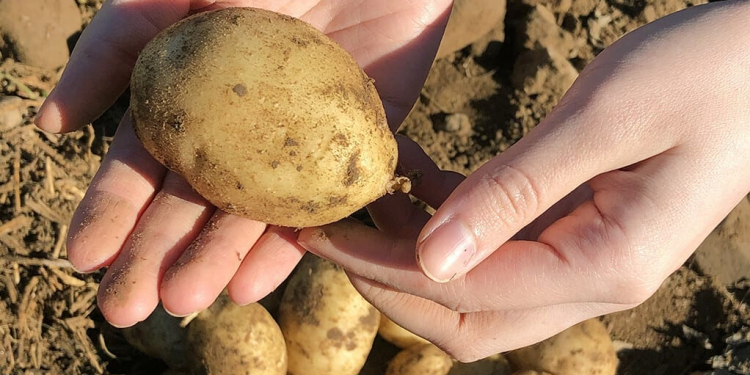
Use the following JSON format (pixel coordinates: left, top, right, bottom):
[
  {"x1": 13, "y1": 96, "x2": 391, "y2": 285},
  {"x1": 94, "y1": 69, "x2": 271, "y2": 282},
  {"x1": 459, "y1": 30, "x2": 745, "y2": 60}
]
[
  {"x1": 505, "y1": 319, "x2": 618, "y2": 375},
  {"x1": 122, "y1": 304, "x2": 188, "y2": 370},
  {"x1": 386, "y1": 344, "x2": 453, "y2": 375},
  {"x1": 448, "y1": 354, "x2": 512, "y2": 375},
  {"x1": 131, "y1": 7, "x2": 398, "y2": 227},
  {"x1": 186, "y1": 297, "x2": 287, "y2": 375},
  {"x1": 378, "y1": 313, "x2": 430, "y2": 349},
  {"x1": 279, "y1": 255, "x2": 380, "y2": 375}
]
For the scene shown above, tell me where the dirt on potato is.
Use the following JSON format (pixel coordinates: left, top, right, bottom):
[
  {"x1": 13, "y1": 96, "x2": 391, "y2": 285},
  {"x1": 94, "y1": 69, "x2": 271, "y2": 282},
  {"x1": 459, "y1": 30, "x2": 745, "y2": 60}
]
[{"x1": 1, "y1": 0, "x2": 749, "y2": 375}]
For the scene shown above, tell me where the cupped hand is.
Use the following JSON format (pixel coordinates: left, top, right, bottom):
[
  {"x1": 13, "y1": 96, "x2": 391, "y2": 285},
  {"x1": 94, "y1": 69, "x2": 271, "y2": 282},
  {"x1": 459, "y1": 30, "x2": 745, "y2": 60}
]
[
  {"x1": 36, "y1": 0, "x2": 452, "y2": 327},
  {"x1": 299, "y1": 0, "x2": 750, "y2": 361}
]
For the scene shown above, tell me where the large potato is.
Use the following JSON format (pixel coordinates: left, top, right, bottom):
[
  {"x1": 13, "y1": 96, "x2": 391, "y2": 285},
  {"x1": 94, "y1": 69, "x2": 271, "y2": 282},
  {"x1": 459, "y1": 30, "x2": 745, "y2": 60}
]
[
  {"x1": 131, "y1": 8, "x2": 403, "y2": 227},
  {"x1": 186, "y1": 296, "x2": 287, "y2": 375},
  {"x1": 505, "y1": 319, "x2": 618, "y2": 375},
  {"x1": 279, "y1": 255, "x2": 380, "y2": 375},
  {"x1": 386, "y1": 343, "x2": 453, "y2": 375}
]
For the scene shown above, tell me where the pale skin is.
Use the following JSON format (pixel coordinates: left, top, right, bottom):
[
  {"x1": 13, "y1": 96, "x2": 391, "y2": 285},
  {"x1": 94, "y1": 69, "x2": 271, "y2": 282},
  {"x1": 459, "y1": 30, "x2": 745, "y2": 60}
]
[{"x1": 36, "y1": 0, "x2": 750, "y2": 360}]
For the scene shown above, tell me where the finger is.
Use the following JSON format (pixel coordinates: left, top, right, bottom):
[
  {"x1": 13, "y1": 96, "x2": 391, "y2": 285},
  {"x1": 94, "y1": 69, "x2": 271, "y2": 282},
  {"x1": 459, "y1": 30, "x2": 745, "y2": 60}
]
[
  {"x1": 97, "y1": 172, "x2": 214, "y2": 327},
  {"x1": 366, "y1": 135, "x2": 462, "y2": 237},
  {"x1": 539, "y1": 146, "x2": 750, "y2": 298},
  {"x1": 367, "y1": 192, "x2": 427, "y2": 238},
  {"x1": 395, "y1": 135, "x2": 464, "y2": 209},
  {"x1": 299, "y1": 221, "x2": 438, "y2": 298},
  {"x1": 34, "y1": 1, "x2": 196, "y2": 132},
  {"x1": 67, "y1": 112, "x2": 166, "y2": 272},
  {"x1": 414, "y1": 60, "x2": 692, "y2": 282},
  {"x1": 298, "y1": 208, "x2": 636, "y2": 314},
  {"x1": 227, "y1": 226, "x2": 305, "y2": 306},
  {"x1": 346, "y1": 274, "x2": 621, "y2": 361},
  {"x1": 159, "y1": 211, "x2": 266, "y2": 316}
]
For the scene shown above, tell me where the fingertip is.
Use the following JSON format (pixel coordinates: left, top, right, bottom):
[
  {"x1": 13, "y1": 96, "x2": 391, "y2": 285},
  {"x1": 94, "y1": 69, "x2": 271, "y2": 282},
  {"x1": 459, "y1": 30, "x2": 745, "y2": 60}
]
[
  {"x1": 226, "y1": 281, "x2": 263, "y2": 307},
  {"x1": 97, "y1": 285, "x2": 157, "y2": 329},
  {"x1": 34, "y1": 98, "x2": 64, "y2": 133},
  {"x1": 159, "y1": 273, "x2": 218, "y2": 317},
  {"x1": 66, "y1": 225, "x2": 120, "y2": 273}
]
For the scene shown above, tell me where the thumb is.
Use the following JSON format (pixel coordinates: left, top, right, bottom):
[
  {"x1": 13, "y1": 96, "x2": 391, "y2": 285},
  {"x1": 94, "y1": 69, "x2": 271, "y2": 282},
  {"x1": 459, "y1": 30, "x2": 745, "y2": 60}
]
[{"x1": 415, "y1": 65, "x2": 680, "y2": 283}]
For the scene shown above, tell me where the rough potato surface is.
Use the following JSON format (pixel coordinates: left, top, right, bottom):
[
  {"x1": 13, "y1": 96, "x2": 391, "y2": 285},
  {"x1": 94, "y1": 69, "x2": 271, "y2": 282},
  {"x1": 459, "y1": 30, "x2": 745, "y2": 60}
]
[
  {"x1": 279, "y1": 255, "x2": 380, "y2": 375},
  {"x1": 386, "y1": 344, "x2": 453, "y2": 375},
  {"x1": 187, "y1": 297, "x2": 287, "y2": 375},
  {"x1": 378, "y1": 313, "x2": 430, "y2": 349},
  {"x1": 506, "y1": 319, "x2": 618, "y2": 375},
  {"x1": 131, "y1": 7, "x2": 398, "y2": 227}
]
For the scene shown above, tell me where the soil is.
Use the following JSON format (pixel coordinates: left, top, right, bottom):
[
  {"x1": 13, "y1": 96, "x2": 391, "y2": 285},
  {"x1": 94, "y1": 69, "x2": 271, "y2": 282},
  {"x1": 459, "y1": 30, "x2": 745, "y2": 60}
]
[{"x1": 1, "y1": 0, "x2": 749, "y2": 375}]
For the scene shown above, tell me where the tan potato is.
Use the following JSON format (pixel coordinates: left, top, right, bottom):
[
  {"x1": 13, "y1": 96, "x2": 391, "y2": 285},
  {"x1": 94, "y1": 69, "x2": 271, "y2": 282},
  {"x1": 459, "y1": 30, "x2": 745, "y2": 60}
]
[
  {"x1": 448, "y1": 354, "x2": 513, "y2": 375},
  {"x1": 121, "y1": 304, "x2": 188, "y2": 370},
  {"x1": 378, "y1": 313, "x2": 430, "y2": 349},
  {"x1": 506, "y1": 319, "x2": 618, "y2": 375},
  {"x1": 130, "y1": 7, "x2": 406, "y2": 228},
  {"x1": 187, "y1": 296, "x2": 287, "y2": 375},
  {"x1": 386, "y1": 343, "x2": 453, "y2": 375},
  {"x1": 279, "y1": 254, "x2": 380, "y2": 375}
]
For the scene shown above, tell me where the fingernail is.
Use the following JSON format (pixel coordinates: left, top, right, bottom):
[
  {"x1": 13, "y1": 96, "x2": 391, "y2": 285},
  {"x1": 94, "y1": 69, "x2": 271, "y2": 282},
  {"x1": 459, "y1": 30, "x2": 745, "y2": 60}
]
[{"x1": 416, "y1": 220, "x2": 476, "y2": 283}]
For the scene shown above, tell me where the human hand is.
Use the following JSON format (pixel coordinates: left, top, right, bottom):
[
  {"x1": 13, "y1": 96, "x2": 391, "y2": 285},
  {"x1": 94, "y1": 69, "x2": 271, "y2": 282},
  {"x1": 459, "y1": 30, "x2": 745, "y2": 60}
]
[
  {"x1": 35, "y1": 0, "x2": 452, "y2": 327},
  {"x1": 298, "y1": 0, "x2": 750, "y2": 361}
]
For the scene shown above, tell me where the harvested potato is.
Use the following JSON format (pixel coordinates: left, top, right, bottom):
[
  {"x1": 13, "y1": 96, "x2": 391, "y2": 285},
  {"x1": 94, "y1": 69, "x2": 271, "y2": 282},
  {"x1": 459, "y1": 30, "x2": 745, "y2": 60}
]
[
  {"x1": 378, "y1": 313, "x2": 430, "y2": 349},
  {"x1": 279, "y1": 255, "x2": 380, "y2": 375},
  {"x1": 131, "y1": 7, "x2": 406, "y2": 228},
  {"x1": 448, "y1": 354, "x2": 513, "y2": 375},
  {"x1": 121, "y1": 304, "x2": 188, "y2": 370},
  {"x1": 386, "y1": 343, "x2": 453, "y2": 375},
  {"x1": 187, "y1": 296, "x2": 286, "y2": 375},
  {"x1": 506, "y1": 319, "x2": 618, "y2": 375}
]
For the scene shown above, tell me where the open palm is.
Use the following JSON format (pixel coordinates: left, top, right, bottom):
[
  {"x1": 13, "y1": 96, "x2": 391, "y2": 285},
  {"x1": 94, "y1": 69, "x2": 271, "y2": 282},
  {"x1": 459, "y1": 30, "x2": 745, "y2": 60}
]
[{"x1": 36, "y1": 0, "x2": 452, "y2": 327}]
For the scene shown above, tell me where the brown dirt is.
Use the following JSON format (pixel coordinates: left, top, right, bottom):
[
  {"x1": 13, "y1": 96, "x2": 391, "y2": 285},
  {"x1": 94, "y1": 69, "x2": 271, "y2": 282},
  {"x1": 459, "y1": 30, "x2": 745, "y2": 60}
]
[{"x1": 1, "y1": 0, "x2": 749, "y2": 374}]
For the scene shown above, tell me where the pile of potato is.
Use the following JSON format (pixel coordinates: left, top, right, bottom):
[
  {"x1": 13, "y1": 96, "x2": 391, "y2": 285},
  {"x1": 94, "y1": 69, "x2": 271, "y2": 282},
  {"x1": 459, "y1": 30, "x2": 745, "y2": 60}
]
[
  {"x1": 122, "y1": 254, "x2": 618, "y2": 375},
  {"x1": 121, "y1": 6, "x2": 618, "y2": 375}
]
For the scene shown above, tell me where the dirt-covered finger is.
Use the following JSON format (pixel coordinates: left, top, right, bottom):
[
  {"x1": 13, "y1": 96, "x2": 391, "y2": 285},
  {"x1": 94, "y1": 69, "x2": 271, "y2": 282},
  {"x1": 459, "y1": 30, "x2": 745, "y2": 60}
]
[
  {"x1": 66, "y1": 112, "x2": 166, "y2": 272},
  {"x1": 96, "y1": 171, "x2": 214, "y2": 328}
]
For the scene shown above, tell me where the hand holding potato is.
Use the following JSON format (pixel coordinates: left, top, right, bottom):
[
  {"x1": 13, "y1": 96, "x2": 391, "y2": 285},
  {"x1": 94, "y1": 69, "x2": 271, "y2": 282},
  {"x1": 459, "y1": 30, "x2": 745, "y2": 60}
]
[
  {"x1": 35, "y1": 0, "x2": 452, "y2": 328},
  {"x1": 298, "y1": 0, "x2": 750, "y2": 361}
]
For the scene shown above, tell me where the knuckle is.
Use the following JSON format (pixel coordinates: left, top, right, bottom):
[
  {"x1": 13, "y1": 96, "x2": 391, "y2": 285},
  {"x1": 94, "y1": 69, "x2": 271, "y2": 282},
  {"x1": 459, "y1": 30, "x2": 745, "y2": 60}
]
[{"x1": 475, "y1": 164, "x2": 542, "y2": 229}]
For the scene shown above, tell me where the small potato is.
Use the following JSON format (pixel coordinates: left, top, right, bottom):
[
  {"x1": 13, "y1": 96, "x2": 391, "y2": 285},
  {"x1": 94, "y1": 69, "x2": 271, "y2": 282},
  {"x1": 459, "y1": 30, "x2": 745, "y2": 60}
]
[
  {"x1": 121, "y1": 304, "x2": 188, "y2": 370},
  {"x1": 448, "y1": 354, "x2": 513, "y2": 375},
  {"x1": 506, "y1": 319, "x2": 618, "y2": 375},
  {"x1": 131, "y1": 8, "x2": 405, "y2": 227},
  {"x1": 187, "y1": 296, "x2": 287, "y2": 375},
  {"x1": 378, "y1": 313, "x2": 430, "y2": 349},
  {"x1": 386, "y1": 343, "x2": 453, "y2": 375},
  {"x1": 279, "y1": 255, "x2": 380, "y2": 375}
]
